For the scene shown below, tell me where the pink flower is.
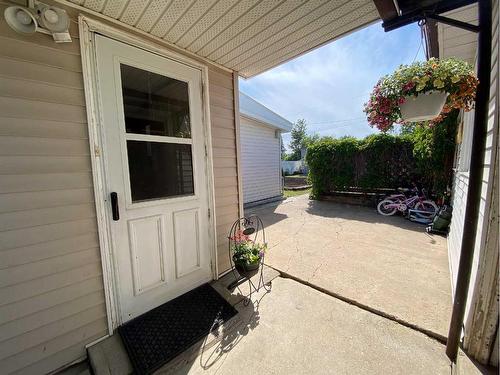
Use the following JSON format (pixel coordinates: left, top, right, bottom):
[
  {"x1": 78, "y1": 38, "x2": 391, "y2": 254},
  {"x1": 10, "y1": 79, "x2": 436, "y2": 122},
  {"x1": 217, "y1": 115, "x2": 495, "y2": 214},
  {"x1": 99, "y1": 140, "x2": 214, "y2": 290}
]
[
  {"x1": 230, "y1": 229, "x2": 250, "y2": 243},
  {"x1": 403, "y1": 81, "x2": 415, "y2": 92}
]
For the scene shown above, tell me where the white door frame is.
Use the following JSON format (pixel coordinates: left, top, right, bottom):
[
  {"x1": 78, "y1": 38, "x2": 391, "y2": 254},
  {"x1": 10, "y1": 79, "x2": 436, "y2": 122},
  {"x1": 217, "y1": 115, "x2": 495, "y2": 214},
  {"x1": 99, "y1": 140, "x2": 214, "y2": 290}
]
[{"x1": 79, "y1": 16, "x2": 218, "y2": 334}]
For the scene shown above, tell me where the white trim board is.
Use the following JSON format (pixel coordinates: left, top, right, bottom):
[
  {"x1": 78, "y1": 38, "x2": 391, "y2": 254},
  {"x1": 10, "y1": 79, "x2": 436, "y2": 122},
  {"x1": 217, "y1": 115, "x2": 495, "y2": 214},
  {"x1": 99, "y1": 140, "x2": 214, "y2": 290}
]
[
  {"x1": 240, "y1": 113, "x2": 289, "y2": 131},
  {"x1": 233, "y1": 73, "x2": 244, "y2": 218},
  {"x1": 79, "y1": 15, "x2": 218, "y2": 334}
]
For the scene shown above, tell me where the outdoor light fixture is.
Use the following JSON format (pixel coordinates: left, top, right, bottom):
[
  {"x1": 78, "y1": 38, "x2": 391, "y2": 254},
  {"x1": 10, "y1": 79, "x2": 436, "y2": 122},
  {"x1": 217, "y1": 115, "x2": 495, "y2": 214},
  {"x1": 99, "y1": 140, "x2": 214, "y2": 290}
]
[
  {"x1": 3, "y1": 1, "x2": 72, "y2": 43},
  {"x1": 4, "y1": 5, "x2": 37, "y2": 34}
]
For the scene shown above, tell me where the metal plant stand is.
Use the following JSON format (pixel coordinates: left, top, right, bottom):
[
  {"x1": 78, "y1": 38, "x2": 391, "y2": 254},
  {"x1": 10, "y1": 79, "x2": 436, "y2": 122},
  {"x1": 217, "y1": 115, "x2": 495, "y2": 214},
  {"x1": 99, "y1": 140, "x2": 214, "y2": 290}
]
[{"x1": 227, "y1": 215, "x2": 271, "y2": 305}]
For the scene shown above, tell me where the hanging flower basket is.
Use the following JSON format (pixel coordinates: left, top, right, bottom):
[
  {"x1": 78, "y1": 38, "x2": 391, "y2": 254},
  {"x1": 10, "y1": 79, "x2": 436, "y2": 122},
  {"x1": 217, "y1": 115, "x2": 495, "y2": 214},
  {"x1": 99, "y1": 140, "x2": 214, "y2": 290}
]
[
  {"x1": 364, "y1": 58, "x2": 478, "y2": 132},
  {"x1": 399, "y1": 91, "x2": 448, "y2": 122}
]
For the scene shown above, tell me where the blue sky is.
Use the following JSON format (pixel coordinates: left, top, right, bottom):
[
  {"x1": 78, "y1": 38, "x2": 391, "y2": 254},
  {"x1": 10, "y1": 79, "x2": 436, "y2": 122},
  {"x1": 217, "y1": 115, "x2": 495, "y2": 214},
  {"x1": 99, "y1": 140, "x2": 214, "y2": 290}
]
[{"x1": 239, "y1": 21, "x2": 426, "y2": 151}]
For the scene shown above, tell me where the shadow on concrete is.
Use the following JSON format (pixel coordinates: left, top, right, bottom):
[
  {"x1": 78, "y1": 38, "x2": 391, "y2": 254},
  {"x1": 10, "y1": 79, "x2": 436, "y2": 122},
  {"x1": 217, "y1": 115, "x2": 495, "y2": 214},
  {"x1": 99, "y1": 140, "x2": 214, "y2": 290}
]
[
  {"x1": 457, "y1": 349, "x2": 498, "y2": 375},
  {"x1": 167, "y1": 292, "x2": 270, "y2": 374},
  {"x1": 306, "y1": 199, "x2": 436, "y2": 238},
  {"x1": 246, "y1": 201, "x2": 289, "y2": 227},
  {"x1": 198, "y1": 294, "x2": 265, "y2": 371},
  {"x1": 159, "y1": 268, "x2": 279, "y2": 374}
]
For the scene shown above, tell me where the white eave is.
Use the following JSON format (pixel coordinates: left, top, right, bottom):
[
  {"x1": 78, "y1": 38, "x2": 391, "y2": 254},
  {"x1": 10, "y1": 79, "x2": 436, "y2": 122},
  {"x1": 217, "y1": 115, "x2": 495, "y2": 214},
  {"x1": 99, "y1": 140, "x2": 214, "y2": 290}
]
[
  {"x1": 239, "y1": 92, "x2": 293, "y2": 132},
  {"x1": 62, "y1": 0, "x2": 379, "y2": 78}
]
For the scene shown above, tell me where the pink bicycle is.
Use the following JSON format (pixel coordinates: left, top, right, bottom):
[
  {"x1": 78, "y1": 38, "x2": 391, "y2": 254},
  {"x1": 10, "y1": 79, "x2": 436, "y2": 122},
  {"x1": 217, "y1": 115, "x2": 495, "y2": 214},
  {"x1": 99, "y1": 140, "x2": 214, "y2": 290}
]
[{"x1": 377, "y1": 188, "x2": 438, "y2": 217}]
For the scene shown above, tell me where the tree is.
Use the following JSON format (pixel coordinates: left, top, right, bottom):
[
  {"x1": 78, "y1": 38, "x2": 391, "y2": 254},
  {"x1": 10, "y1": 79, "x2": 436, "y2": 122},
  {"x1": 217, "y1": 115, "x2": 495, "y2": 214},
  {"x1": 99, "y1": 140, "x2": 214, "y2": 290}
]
[
  {"x1": 288, "y1": 119, "x2": 318, "y2": 160},
  {"x1": 280, "y1": 135, "x2": 287, "y2": 159},
  {"x1": 289, "y1": 119, "x2": 307, "y2": 160},
  {"x1": 305, "y1": 133, "x2": 320, "y2": 146}
]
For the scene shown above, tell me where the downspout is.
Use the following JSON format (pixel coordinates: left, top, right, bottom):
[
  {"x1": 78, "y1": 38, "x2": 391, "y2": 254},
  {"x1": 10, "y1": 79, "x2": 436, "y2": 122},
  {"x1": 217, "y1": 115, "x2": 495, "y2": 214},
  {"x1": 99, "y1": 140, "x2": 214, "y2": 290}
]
[{"x1": 446, "y1": 0, "x2": 493, "y2": 362}]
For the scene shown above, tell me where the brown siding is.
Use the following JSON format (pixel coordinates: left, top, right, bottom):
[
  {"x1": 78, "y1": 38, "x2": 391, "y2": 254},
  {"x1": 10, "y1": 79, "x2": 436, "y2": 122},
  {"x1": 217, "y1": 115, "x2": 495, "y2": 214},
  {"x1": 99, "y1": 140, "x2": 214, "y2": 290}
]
[
  {"x1": 0, "y1": 2, "x2": 239, "y2": 373},
  {"x1": 0, "y1": 5, "x2": 108, "y2": 374},
  {"x1": 208, "y1": 68, "x2": 239, "y2": 274}
]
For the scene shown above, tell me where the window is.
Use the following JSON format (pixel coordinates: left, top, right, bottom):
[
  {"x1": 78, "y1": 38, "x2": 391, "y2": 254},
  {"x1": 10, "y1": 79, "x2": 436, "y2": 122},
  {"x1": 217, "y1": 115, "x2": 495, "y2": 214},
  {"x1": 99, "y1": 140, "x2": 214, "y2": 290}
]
[{"x1": 120, "y1": 64, "x2": 195, "y2": 202}]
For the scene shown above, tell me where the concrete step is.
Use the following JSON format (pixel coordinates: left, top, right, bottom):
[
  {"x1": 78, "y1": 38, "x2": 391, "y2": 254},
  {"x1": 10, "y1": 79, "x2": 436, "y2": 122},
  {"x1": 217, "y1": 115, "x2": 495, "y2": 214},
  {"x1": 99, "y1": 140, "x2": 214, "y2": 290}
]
[
  {"x1": 87, "y1": 266, "x2": 280, "y2": 375},
  {"x1": 87, "y1": 334, "x2": 133, "y2": 375}
]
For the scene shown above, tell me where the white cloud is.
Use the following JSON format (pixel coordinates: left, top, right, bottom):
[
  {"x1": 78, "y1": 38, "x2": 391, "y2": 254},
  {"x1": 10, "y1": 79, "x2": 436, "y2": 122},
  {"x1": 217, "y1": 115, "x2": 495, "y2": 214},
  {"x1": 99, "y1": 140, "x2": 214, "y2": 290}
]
[{"x1": 239, "y1": 22, "x2": 426, "y2": 150}]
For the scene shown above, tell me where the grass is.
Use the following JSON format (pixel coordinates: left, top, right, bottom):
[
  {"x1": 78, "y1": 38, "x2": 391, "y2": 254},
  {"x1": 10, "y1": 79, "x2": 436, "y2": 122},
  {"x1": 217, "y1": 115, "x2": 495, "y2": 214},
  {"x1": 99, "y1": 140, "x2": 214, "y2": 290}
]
[{"x1": 284, "y1": 188, "x2": 311, "y2": 198}]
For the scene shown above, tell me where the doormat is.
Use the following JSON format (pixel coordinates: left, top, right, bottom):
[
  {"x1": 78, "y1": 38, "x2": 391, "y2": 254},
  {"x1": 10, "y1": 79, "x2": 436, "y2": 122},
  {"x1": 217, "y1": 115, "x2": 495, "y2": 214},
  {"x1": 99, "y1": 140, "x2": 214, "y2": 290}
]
[{"x1": 118, "y1": 284, "x2": 238, "y2": 374}]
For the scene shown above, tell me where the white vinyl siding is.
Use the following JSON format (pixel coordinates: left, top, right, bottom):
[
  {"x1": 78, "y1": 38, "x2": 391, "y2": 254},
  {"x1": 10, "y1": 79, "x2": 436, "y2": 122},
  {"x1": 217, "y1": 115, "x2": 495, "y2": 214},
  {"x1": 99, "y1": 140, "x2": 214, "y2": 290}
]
[
  {"x1": 448, "y1": 1, "x2": 498, "y2": 300},
  {"x1": 438, "y1": 4, "x2": 478, "y2": 65},
  {"x1": 447, "y1": 1, "x2": 499, "y2": 364},
  {"x1": 0, "y1": 2, "x2": 239, "y2": 373},
  {"x1": 448, "y1": 171, "x2": 469, "y2": 290},
  {"x1": 240, "y1": 116, "x2": 281, "y2": 204}
]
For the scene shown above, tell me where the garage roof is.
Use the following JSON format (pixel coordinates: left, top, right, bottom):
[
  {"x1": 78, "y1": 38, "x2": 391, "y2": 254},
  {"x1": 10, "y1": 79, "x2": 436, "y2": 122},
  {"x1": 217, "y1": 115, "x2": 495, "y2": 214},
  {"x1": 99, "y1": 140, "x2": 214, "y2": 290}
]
[
  {"x1": 65, "y1": 0, "x2": 379, "y2": 78},
  {"x1": 239, "y1": 92, "x2": 293, "y2": 132}
]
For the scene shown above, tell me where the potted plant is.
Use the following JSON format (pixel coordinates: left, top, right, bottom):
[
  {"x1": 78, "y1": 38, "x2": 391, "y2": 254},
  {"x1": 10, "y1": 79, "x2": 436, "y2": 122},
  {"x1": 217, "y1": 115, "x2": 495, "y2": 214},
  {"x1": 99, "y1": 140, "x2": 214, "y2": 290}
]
[
  {"x1": 364, "y1": 58, "x2": 478, "y2": 131},
  {"x1": 230, "y1": 230, "x2": 267, "y2": 278}
]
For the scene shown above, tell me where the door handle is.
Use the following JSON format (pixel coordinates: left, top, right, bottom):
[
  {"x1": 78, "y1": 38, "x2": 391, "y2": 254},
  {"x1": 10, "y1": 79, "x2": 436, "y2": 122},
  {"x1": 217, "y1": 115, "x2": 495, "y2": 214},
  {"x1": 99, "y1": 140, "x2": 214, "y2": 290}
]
[{"x1": 110, "y1": 192, "x2": 119, "y2": 221}]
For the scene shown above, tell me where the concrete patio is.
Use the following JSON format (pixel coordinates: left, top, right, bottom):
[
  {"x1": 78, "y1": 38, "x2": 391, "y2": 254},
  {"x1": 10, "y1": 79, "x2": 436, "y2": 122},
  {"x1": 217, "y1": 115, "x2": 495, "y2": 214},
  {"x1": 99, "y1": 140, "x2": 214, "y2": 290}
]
[
  {"x1": 248, "y1": 193, "x2": 452, "y2": 340},
  {"x1": 67, "y1": 270, "x2": 497, "y2": 375},
  {"x1": 68, "y1": 193, "x2": 458, "y2": 375},
  {"x1": 157, "y1": 277, "x2": 451, "y2": 374}
]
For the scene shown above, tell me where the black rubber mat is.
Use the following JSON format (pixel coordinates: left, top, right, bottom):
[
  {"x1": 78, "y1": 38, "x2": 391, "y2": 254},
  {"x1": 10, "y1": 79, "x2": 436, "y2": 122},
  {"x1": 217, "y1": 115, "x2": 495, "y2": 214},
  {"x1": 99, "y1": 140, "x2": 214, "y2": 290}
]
[{"x1": 118, "y1": 283, "x2": 238, "y2": 374}]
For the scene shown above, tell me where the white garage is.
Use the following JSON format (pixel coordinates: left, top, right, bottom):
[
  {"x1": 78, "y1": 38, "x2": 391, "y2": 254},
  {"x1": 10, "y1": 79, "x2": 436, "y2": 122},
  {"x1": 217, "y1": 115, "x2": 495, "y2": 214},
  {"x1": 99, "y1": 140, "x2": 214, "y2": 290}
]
[{"x1": 239, "y1": 93, "x2": 293, "y2": 206}]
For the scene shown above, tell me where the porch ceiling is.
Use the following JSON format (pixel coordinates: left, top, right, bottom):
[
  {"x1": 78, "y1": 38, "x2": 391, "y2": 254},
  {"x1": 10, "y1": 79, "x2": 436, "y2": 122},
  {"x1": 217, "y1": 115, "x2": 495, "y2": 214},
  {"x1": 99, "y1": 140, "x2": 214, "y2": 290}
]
[{"x1": 66, "y1": 0, "x2": 380, "y2": 78}]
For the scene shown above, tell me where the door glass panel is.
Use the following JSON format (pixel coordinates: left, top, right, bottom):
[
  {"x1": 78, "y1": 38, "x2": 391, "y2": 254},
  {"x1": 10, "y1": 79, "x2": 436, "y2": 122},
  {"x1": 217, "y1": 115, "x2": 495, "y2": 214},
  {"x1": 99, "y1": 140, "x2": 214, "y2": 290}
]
[
  {"x1": 120, "y1": 64, "x2": 191, "y2": 138},
  {"x1": 127, "y1": 141, "x2": 194, "y2": 202}
]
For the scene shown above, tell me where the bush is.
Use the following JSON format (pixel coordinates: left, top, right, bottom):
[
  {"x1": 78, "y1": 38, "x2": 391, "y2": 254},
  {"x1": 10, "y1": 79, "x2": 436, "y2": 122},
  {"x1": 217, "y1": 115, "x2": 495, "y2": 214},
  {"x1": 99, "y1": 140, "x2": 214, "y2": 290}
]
[
  {"x1": 306, "y1": 117, "x2": 458, "y2": 198},
  {"x1": 409, "y1": 110, "x2": 458, "y2": 194},
  {"x1": 358, "y1": 134, "x2": 417, "y2": 189}
]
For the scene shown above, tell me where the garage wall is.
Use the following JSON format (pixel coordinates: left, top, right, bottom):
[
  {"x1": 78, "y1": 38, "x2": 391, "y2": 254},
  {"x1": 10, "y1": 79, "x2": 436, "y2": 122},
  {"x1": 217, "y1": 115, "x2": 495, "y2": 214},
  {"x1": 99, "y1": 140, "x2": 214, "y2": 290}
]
[
  {"x1": 240, "y1": 116, "x2": 281, "y2": 204},
  {"x1": 0, "y1": 2, "x2": 239, "y2": 373}
]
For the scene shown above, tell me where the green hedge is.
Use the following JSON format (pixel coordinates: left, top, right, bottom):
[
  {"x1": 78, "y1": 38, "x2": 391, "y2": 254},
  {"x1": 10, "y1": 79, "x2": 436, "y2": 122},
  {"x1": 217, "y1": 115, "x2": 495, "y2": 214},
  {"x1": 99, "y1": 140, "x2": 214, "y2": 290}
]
[{"x1": 306, "y1": 113, "x2": 458, "y2": 198}]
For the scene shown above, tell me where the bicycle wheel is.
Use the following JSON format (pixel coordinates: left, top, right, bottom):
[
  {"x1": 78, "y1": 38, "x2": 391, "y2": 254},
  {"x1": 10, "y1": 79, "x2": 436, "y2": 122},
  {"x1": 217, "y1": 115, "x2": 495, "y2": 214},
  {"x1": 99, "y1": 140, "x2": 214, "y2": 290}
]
[
  {"x1": 415, "y1": 200, "x2": 438, "y2": 218},
  {"x1": 377, "y1": 199, "x2": 398, "y2": 216}
]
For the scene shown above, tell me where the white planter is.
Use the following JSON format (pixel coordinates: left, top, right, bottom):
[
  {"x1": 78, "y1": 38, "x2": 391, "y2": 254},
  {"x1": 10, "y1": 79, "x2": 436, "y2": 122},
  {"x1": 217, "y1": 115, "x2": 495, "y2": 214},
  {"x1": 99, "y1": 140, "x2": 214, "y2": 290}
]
[{"x1": 399, "y1": 91, "x2": 448, "y2": 122}]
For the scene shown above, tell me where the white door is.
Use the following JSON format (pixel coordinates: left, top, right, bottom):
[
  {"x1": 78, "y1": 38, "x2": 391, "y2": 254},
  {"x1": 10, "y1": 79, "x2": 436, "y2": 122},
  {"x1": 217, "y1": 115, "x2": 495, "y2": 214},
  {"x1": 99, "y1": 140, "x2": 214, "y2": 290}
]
[{"x1": 95, "y1": 35, "x2": 213, "y2": 323}]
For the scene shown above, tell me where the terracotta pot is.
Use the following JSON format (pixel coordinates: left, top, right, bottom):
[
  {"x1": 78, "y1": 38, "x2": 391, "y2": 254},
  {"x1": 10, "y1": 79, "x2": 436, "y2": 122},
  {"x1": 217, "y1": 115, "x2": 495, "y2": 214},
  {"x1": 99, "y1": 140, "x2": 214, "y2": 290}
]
[{"x1": 400, "y1": 91, "x2": 447, "y2": 122}]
